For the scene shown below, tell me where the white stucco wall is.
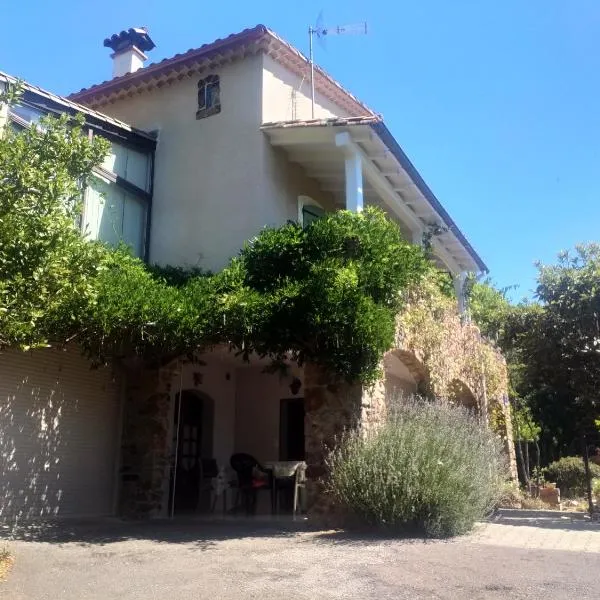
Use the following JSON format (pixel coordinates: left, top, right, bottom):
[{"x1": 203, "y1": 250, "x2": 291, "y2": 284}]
[
  {"x1": 96, "y1": 56, "x2": 267, "y2": 271},
  {"x1": 234, "y1": 365, "x2": 304, "y2": 463},
  {"x1": 261, "y1": 54, "x2": 350, "y2": 122},
  {"x1": 92, "y1": 53, "x2": 350, "y2": 271},
  {"x1": 168, "y1": 356, "x2": 237, "y2": 470}
]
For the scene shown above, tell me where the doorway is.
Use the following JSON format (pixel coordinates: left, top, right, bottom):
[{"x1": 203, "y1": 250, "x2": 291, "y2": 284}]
[
  {"x1": 279, "y1": 398, "x2": 305, "y2": 460},
  {"x1": 170, "y1": 390, "x2": 214, "y2": 514}
]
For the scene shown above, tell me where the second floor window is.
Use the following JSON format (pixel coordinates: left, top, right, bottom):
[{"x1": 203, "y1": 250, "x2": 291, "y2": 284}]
[
  {"x1": 197, "y1": 75, "x2": 221, "y2": 119},
  {"x1": 298, "y1": 196, "x2": 325, "y2": 228}
]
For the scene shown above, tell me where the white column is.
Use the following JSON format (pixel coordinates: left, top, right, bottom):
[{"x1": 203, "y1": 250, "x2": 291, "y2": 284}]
[
  {"x1": 454, "y1": 271, "x2": 468, "y2": 315},
  {"x1": 343, "y1": 152, "x2": 363, "y2": 212},
  {"x1": 336, "y1": 132, "x2": 364, "y2": 213}
]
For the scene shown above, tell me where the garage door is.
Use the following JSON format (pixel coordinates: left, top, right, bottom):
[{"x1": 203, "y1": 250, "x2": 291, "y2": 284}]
[{"x1": 0, "y1": 346, "x2": 121, "y2": 520}]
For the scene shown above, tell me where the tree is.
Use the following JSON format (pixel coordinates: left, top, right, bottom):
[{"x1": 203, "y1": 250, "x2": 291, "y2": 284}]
[
  {"x1": 0, "y1": 87, "x2": 109, "y2": 349},
  {"x1": 468, "y1": 278, "x2": 512, "y2": 340},
  {"x1": 506, "y1": 246, "x2": 600, "y2": 457}
]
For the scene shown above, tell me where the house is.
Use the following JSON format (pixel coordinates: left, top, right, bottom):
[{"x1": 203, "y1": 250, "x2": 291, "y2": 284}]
[{"x1": 0, "y1": 25, "x2": 515, "y2": 522}]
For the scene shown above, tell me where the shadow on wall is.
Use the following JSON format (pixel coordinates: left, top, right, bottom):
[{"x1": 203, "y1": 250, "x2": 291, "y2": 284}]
[
  {"x1": 0, "y1": 348, "x2": 119, "y2": 525},
  {"x1": 0, "y1": 374, "x2": 72, "y2": 523}
]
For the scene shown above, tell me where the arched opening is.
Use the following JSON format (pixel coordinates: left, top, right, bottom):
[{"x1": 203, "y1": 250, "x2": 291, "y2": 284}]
[
  {"x1": 383, "y1": 351, "x2": 421, "y2": 406},
  {"x1": 448, "y1": 379, "x2": 477, "y2": 411},
  {"x1": 170, "y1": 389, "x2": 215, "y2": 514}
]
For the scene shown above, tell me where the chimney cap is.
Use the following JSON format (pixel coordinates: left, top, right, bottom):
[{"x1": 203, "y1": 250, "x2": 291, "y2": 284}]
[{"x1": 104, "y1": 27, "x2": 156, "y2": 53}]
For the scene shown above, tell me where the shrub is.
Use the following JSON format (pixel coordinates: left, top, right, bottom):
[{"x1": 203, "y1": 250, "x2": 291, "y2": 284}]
[
  {"x1": 543, "y1": 457, "x2": 600, "y2": 498},
  {"x1": 592, "y1": 478, "x2": 600, "y2": 501},
  {"x1": 497, "y1": 482, "x2": 523, "y2": 508},
  {"x1": 326, "y1": 398, "x2": 507, "y2": 537}
]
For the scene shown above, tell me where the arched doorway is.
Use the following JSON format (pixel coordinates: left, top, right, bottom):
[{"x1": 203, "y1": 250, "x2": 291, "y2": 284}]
[{"x1": 170, "y1": 390, "x2": 215, "y2": 514}]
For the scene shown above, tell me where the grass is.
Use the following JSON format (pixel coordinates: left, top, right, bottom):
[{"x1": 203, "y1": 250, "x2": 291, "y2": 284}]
[{"x1": 0, "y1": 547, "x2": 13, "y2": 582}]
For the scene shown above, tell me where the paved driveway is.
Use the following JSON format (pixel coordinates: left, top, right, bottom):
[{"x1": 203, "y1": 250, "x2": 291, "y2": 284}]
[{"x1": 1, "y1": 510, "x2": 599, "y2": 600}]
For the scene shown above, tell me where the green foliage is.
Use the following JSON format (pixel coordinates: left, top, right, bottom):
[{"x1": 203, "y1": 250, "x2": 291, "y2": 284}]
[
  {"x1": 505, "y1": 246, "x2": 600, "y2": 455},
  {"x1": 0, "y1": 97, "x2": 110, "y2": 348},
  {"x1": 326, "y1": 398, "x2": 506, "y2": 537},
  {"x1": 469, "y1": 279, "x2": 512, "y2": 340},
  {"x1": 0, "y1": 99, "x2": 430, "y2": 382},
  {"x1": 512, "y1": 401, "x2": 541, "y2": 442},
  {"x1": 232, "y1": 210, "x2": 429, "y2": 380},
  {"x1": 543, "y1": 456, "x2": 600, "y2": 498},
  {"x1": 592, "y1": 478, "x2": 600, "y2": 501}
]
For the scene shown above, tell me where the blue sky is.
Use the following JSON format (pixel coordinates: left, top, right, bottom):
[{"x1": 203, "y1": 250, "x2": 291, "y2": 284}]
[{"x1": 2, "y1": 0, "x2": 599, "y2": 299}]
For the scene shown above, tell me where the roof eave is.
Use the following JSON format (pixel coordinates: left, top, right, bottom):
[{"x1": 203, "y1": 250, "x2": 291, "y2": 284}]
[
  {"x1": 68, "y1": 26, "x2": 376, "y2": 118},
  {"x1": 371, "y1": 121, "x2": 488, "y2": 273}
]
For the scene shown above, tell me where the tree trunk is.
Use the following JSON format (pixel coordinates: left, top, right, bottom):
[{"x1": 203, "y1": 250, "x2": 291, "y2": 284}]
[
  {"x1": 583, "y1": 435, "x2": 594, "y2": 516},
  {"x1": 510, "y1": 398, "x2": 529, "y2": 489}
]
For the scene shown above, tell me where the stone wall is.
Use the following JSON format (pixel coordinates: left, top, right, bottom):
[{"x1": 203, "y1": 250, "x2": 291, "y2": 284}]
[
  {"x1": 118, "y1": 361, "x2": 176, "y2": 518},
  {"x1": 304, "y1": 286, "x2": 518, "y2": 521},
  {"x1": 395, "y1": 282, "x2": 518, "y2": 480},
  {"x1": 304, "y1": 363, "x2": 387, "y2": 520}
]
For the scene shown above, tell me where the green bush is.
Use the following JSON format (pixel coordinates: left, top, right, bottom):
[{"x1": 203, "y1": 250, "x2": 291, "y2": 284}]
[
  {"x1": 592, "y1": 478, "x2": 600, "y2": 501},
  {"x1": 543, "y1": 457, "x2": 600, "y2": 498},
  {"x1": 326, "y1": 399, "x2": 507, "y2": 537}
]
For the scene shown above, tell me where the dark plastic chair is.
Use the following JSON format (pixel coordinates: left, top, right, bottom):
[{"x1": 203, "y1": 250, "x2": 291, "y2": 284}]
[{"x1": 230, "y1": 453, "x2": 273, "y2": 515}]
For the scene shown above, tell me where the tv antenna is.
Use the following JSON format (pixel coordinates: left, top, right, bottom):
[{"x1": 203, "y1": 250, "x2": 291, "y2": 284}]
[{"x1": 308, "y1": 12, "x2": 368, "y2": 118}]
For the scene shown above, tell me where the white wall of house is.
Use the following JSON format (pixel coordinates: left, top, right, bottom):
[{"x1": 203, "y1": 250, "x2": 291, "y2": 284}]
[
  {"x1": 261, "y1": 54, "x2": 350, "y2": 122},
  {"x1": 0, "y1": 347, "x2": 121, "y2": 520},
  {"x1": 93, "y1": 53, "x2": 349, "y2": 272},
  {"x1": 234, "y1": 365, "x2": 304, "y2": 463},
  {"x1": 99, "y1": 55, "x2": 265, "y2": 271},
  {"x1": 167, "y1": 356, "x2": 237, "y2": 470}
]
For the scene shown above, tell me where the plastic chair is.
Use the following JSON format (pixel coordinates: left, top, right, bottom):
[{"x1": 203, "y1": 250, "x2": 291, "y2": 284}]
[
  {"x1": 293, "y1": 462, "x2": 307, "y2": 520},
  {"x1": 230, "y1": 453, "x2": 273, "y2": 515}
]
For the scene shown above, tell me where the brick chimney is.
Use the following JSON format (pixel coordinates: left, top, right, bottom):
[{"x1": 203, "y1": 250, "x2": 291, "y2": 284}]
[{"x1": 104, "y1": 27, "x2": 155, "y2": 78}]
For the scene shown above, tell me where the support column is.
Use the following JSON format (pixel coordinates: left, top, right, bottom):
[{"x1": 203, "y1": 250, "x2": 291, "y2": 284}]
[
  {"x1": 304, "y1": 363, "x2": 387, "y2": 523},
  {"x1": 454, "y1": 271, "x2": 468, "y2": 315},
  {"x1": 336, "y1": 132, "x2": 364, "y2": 213},
  {"x1": 119, "y1": 361, "x2": 177, "y2": 518}
]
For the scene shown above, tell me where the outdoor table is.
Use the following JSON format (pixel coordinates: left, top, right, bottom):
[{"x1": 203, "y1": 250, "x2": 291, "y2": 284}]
[{"x1": 262, "y1": 461, "x2": 306, "y2": 514}]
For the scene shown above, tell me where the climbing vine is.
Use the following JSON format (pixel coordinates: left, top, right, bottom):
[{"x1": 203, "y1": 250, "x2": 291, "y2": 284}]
[
  {"x1": 0, "y1": 102, "x2": 433, "y2": 383},
  {"x1": 396, "y1": 274, "x2": 508, "y2": 409}
]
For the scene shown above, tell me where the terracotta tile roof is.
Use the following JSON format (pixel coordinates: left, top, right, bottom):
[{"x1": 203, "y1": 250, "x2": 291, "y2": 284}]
[
  {"x1": 68, "y1": 25, "x2": 375, "y2": 117},
  {"x1": 261, "y1": 117, "x2": 487, "y2": 273},
  {"x1": 0, "y1": 70, "x2": 155, "y2": 142},
  {"x1": 261, "y1": 116, "x2": 381, "y2": 129}
]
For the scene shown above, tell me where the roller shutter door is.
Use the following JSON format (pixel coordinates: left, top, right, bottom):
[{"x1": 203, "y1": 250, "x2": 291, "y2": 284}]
[{"x1": 0, "y1": 346, "x2": 120, "y2": 520}]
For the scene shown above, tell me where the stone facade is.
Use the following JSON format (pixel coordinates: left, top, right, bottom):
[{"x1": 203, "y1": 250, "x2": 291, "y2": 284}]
[
  {"x1": 303, "y1": 363, "x2": 387, "y2": 520},
  {"x1": 118, "y1": 361, "x2": 176, "y2": 518},
  {"x1": 303, "y1": 295, "x2": 519, "y2": 520},
  {"x1": 396, "y1": 286, "x2": 518, "y2": 481}
]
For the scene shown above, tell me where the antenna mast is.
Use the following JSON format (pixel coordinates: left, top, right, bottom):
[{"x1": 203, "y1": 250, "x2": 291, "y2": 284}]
[{"x1": 308, "y1": 17, "x2": 368, "y2": 119}]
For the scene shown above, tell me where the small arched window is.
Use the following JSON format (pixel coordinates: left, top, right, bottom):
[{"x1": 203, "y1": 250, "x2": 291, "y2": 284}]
[{"x1": 196, "y1": 74, "x2": 221, "y2": 119}]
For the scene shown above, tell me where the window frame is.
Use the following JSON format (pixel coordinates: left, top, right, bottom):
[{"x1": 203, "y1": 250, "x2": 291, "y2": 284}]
[
  {"x1": 196, "y1": 74, "x2": 221, "y2": 119},
  {"x1": 298, "y1": 195, "x2": 325, "y2": 227}
]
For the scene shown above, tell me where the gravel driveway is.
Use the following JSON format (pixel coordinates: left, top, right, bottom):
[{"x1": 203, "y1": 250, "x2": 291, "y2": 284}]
[{"x1": 1, "y1": 510, "x2": 599, "y2": 600}]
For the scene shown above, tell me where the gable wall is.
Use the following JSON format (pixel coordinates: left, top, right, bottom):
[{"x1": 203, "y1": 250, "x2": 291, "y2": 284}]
[{"x1": 86, "y1": 52, "x2": 357, "y2": 270}]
